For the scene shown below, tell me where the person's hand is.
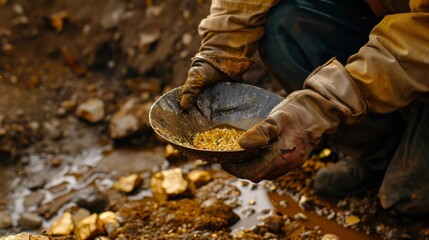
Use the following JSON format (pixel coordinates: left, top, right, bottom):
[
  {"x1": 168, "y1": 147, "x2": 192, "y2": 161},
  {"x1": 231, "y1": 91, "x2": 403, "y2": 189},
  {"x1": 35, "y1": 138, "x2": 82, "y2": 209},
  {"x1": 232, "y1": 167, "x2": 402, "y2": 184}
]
[
  {"x1": 222, "y1": 58, "x2": 367, "y2": 182},
  {"x1": 221, "y1": 97, "x2": 316, "y2": 182},
  {"x1": 180, "y1": 59, "x2": 228, "y2": 110}
]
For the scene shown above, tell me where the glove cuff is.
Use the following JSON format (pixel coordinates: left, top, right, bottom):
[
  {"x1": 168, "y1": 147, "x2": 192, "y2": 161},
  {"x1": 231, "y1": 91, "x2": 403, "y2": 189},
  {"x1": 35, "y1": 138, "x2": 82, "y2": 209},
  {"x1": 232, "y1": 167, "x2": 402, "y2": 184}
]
[
  {"x1": 268, "y1": 58, "x2": 367, "y2": 148},
  {"x1": 304, "y1": 58, "x2": 367, "y2": 124},
  {"x1": 192, "y1": 52, "x2": 257, "y2": 81}
]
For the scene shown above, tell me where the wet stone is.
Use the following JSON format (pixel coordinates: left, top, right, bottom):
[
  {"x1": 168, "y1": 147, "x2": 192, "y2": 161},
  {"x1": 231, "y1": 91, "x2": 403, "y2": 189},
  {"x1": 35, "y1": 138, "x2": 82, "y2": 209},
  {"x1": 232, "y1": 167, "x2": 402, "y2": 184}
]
[
  {"x1": 23, "y1": 191, "x2": 45, "y2": 208},
  {"x1": 0, "y1": 211, "x2": 13, "y2": 229},
  {"x1": 97, "y1": 211, "x2": 119, "y2": 235},
  {"x1": 48, "y1": 212, "x2": 74, "y2": 235},
  {"x1": 26, "y1": 177, "x2": 46, "y2": 190},
  {"x1": 0, "y1": 233, "x2": 49, "y2": 240},
  {"x1": 71, "y1": 208, "x2": 91, "y2": 226},
  {"x1": 76, "y1": 98, "x2": 105, "y2": 123},
  {"x1": 73, "y1": 186, "x2": 108, "y2": 213},
  {"x1": 164, "y1": 144, "x2": 182, "y2": 162},
  {"x1": 150, "y1": 168, "x2": 195, "y2": 202},
  {"x1": 321, "y1": 233, "x2": 340, "y2": 240},
  {"x1": 112, "y1": 173, "x2": 142, "y2": 193},
  {"x1": 240, "y1": 208, "x2": 255, "y2": 218},
  {"x1": 109, "y1": 97, "x2": 152, "y2": 139},
  {"x1": 74, "y1": 214, "x2": 100, "y2": 240},
  {"x1": 187, "y1": 169, "x2": 212, "y2": 188},
  {"x1": 265, "y1": 214, "x2": 285, "y2": 234},
  {"x1": 294, "y1": 212, "x2": 308, "y2": 221},
  {"x1": 18, "y1": 212, "x2": 43, "y2": 229}
]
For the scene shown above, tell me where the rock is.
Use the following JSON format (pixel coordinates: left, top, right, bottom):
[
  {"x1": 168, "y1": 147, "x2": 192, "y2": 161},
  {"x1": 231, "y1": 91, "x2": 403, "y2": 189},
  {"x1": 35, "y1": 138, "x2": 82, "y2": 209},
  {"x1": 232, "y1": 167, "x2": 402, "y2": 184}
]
[
  {"x1": 109, "y1": 97, "x2": 152, "y2": 139},
  {"x1": 321, "y1": 233, "x2": 340, "y2": 240},
  {"x1": 344, "y1": 214, "x2": 360, "y2": 227},
  {"x1": 298, "y1": 195, "x2": 313, "y2": 211},
  {"x1": 188, "y1": 169, "x2": 212, "y2": 188},
  {"x1": 199, "y1": 199, "x2": 240, "y2": 227},
  {"x1": 294, "y1": 212, "x2": 308, "y2": 221},
  {"x1": 48, "y1": 212, "x2": 74, "y2": 235},
  {"x1": 12, "y1": 4, "x2": 24, "y2": 14},
  {"x1": 150, "y1": 168, "x2": 195, "y2": 202},
  {"x1": 0, "y1": 233, "x2": 48, "y2": 240},
  {"x1": 60, "y1": 99, "x2": 77, "y2": 112},
  {"x1": 25, "y1": 176, "x2": 46, "y2": 190},
  {"x1": 73, "y1": 186, "x2": 108, "y2": 213},
  {"x1": 181, "y1": 32, "x2": 192, "y2": 46},
  {"x1": 97, "y1": 211, "x2": 119, "y2": 235},
  {"x1": 23, "y1": 191, "x2": 45, "y2": 208},
  {"x1": 71, "y1": 208, "x2": 91, "y2": 226},
  {"x1": 28, "y1": 121, "x2": 40, "y2": 132},
  {"x1": 18, "y1": 212, "x2": 43, "y2": 229},
  {"x1": 139, "y1": 31, "x2": 160, "y2": 53},
  {"x1": 74, "y1": 214, "x2": 100, "y2": 240},
  {"x1": 109, "y1": 113, "x2": 138, "y2": 139},
  {"x1": 42, "y1": 120, "x2": 62, "y2": 140},
  {"x1": 0, "y1": 211, "x2": 13, "y2": 229},
  {"x1": 265, "y1": 215, "x2": 284, "y2": 234},
  {"x1": 47, "y1": 157, "x2": 62, "y2": 167},
  {"x1": 76, "y1": 98, "x2": 105, "y2": 123},
  {"x1": 112, "y1": 173, "x2": 142, "y2": 193},
  {"x1": 49, "y1": 11, "x2": 69, "y2": 33},
  {"x1": 164, "y1": 144, "x2": 183, "y2": 162}
]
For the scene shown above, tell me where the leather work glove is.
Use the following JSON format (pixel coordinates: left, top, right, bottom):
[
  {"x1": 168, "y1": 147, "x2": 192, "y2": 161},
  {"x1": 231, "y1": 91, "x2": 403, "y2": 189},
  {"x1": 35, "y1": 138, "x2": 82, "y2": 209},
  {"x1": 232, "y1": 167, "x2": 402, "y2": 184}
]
[
  {"x1": 179, "y1": 0, "x2": 279, "y2": 109},
  {"x1": 180, "y1": 58, "x2": 229, "y2": 110},
  {"x1": 222, "y1": 58, "x2": 367, "y2": 182},
  {"x1": 180, "y1": 53, "x2": 256, "y2": 110}
]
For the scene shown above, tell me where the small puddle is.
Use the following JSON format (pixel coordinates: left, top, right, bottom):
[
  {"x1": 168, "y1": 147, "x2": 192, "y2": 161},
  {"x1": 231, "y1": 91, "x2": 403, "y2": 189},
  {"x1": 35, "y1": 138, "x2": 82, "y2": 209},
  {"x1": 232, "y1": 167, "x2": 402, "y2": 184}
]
[{"x1": 231, "y1": 180, "x2": 381, "y2": 239}]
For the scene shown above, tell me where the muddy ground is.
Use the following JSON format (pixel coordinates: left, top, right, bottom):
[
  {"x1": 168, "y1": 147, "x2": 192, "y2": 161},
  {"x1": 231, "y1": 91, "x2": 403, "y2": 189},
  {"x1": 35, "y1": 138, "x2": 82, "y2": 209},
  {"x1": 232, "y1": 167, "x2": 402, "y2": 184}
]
[{"x1": 0, "y1": 0, "x2": 429, "y2": 239}]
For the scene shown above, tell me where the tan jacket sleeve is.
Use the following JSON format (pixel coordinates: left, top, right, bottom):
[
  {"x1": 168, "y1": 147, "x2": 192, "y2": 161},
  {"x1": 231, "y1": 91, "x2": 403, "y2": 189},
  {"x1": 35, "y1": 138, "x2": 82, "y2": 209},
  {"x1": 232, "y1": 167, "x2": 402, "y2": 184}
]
[
  {"x1": 195, "y1": 0, "x2": 279, "y2": 80},
  {"x1": 365, "y1": 0, "x2": 410, "y2": 16},
  {"x1": 345, "y1": 0, "x2": 429, "y2": 114}
]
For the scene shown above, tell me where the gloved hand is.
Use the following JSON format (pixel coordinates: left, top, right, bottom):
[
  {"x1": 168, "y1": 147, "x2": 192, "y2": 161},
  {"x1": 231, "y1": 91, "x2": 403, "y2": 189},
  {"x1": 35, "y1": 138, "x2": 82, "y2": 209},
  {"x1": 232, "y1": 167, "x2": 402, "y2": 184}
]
[
  {"x1": 180, "y1": 53, "x2": 256, "y2": 110},
  {"x1": 222, "y1": 58, "x2": 367, "y2": 182},
  {"x1": 180, "y1": 59, "x2": 229, "y2": 110}
]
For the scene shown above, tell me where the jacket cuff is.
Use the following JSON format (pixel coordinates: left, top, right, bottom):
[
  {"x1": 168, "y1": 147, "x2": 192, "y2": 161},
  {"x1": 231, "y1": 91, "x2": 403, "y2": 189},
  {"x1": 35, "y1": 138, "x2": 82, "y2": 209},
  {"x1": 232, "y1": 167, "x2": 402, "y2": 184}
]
[{"x1": 193, "y1": 52, "x2": 257, "y2": 81}]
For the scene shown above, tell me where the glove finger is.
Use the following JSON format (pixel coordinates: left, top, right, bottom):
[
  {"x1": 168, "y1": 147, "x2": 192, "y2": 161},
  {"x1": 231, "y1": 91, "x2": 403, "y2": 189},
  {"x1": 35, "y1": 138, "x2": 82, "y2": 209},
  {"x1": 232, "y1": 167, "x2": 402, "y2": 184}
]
[
  {"x1": 238, "y1": 118, "x2": 279, "y2": 150},
  {"x1": 180, "y1": 69, "x2": 205, "y2": 109},
  {"x1": 221, "y1": 146, "x2": 279, "y2": 182}
]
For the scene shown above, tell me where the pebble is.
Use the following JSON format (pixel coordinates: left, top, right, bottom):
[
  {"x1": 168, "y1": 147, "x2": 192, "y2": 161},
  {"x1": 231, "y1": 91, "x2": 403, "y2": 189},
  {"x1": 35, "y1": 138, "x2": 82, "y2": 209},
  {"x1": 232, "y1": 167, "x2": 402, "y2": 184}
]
[
  {"x1": 0, "y1": 233, "x2": 49, "y2": 240},
  {"x1": 18, "y1": 212, "x2": 43, "y2": 229},
  {"x1": 150, "y1": 168, "x2": 195, "y2": 202},
  {"x1": 187, "y1": 169, "x2": 212, "y2": 188},
  {"x1": 113, "y1": 173, "x2": 142, "y2": 193},
  {"x1": 76, "y1": 98, "x2": 105, "y2": 123},
  {"x1": 73, "y1": 186, "x2": 108, "y2": 213},
  {"x1": 321, "y1": 233, "x2": 340, "y2": 240},
  {"x1": 0, "y1": 211, "x2": 13, "y2": 229},
  {"x1": 294, "y1": 212, "x2": 308, "y2": 221}
]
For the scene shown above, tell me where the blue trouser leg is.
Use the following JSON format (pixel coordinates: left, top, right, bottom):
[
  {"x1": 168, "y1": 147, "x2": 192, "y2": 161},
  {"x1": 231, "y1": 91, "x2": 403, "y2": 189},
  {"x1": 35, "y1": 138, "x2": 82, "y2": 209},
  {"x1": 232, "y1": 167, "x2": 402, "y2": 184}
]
[{"x1": 379, "y1": 103, "x2": 429, "y2": 215}]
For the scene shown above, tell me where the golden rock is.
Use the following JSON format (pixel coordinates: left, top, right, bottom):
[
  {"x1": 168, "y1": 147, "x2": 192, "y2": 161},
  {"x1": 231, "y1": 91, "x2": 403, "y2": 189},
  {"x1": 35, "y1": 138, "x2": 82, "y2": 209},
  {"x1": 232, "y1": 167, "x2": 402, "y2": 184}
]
[
  {"x1": 97, "y1": 211, "x2": 119, "y2": 235},
  {"x1": 164, "y1": 144, "x2": 182, "y2": 161},
  {"x1": 74, "y1": 214, "x2": 99, "y2": 240},
  {"x1": 344, "y1": 215, "x2": 360, "y2": 227},
  {"x1": 48, "y1": 212, "x2": 74, "y2": 235},
  {"x1": 188, "y1": 169, "x2": 212, "y2": 188},
  {"x1": 113, "y1": 173, "x2": 142, "y2": 193},
  {"x1": 150, "y1": 168, "x2": 195, "y2": 202}
]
